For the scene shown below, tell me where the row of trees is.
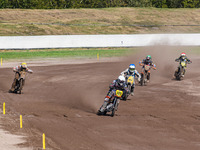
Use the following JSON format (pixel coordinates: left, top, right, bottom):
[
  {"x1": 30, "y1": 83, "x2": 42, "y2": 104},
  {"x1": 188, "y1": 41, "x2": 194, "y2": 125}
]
[{"x1": 0, "y1": 0, "x2": 200, "y2": 9}]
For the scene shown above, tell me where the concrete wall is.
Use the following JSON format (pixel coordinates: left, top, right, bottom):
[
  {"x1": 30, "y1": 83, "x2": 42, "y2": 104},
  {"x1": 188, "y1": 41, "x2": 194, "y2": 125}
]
[{"x1": 0, "y1": 34, "x2": 200, "y2": 49}]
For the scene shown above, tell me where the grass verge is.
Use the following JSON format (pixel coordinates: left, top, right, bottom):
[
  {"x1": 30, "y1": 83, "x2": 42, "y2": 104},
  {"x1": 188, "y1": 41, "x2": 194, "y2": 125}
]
[
  {"x1": 0, "y1": 48, "x2": 138, "y2": 60},
  {"x1": 1, "y1": 8, "x2": 200, "y2": 35}
]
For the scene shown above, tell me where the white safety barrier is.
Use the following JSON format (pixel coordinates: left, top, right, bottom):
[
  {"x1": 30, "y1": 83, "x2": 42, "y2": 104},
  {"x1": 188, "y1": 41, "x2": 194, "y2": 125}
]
[{"x1": 0, "y1": 34, "x2": 200, "y2": 49}]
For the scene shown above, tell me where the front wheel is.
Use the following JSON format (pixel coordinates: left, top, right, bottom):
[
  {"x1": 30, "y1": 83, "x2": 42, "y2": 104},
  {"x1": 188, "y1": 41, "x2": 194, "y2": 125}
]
[
  {"x1": 97, "y1": 110, "x2": 107, "y2": 116},
  {"x1": 111, "y1": 99, "x2": 118, "y2": 117}
]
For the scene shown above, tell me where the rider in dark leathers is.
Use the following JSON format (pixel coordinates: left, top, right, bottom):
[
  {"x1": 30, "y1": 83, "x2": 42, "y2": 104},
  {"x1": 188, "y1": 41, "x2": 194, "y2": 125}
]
[
  {"x1": 99, "y1": 75, "x2": 128, "y2": 112},
  {"x1": 139, "y1": 55, "x2": 156, "y2": 82},
  {"x1": 175, "y1": 52, "x2": 192, "y2": 77}
]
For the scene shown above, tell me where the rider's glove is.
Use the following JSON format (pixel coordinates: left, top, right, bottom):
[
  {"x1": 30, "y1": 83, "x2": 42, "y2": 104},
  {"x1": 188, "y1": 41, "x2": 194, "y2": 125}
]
[{"x1": 175, "y1": 59, "x2": 179, "y2": 62}]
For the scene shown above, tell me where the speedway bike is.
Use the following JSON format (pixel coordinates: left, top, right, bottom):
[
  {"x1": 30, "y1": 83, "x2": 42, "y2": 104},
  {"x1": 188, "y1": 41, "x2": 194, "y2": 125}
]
[
  {"x1": 174, "y1": 60, "x2": 190, "y2": 80},
  {"x1": 140, "y1": 64, "x2": 151, "y2": 86},
  {"x1": 14, "y1": 71, "x2": 26, "y2": 94},
  {"x1": 97, "y1": 89, "x2": 123, "y2": 117}
]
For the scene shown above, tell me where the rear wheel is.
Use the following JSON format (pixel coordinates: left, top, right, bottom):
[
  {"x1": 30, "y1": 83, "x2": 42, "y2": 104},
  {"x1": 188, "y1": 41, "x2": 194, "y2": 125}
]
[
  {"x1": 176, "y1": 67, "x2": 182, "y2": 80},
  {"x1": 111, "y1": 99, "x2": 118, "y2": 117},
  {"x1": 140, "y1": 74, "x2": 144, "y2": 86},
  {"x1": 175, "y1": 73, "x2": 181, "y2": 80},
  {"x1": 111, "y1": 108, "x2": 115, "y2": 117}
]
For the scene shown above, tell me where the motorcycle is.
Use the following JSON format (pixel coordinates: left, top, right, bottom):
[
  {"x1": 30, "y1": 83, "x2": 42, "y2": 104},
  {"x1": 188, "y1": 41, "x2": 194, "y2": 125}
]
[
  {"x1": 125, "y1": 75, "x2": 134, "y2": 99},
  {"x1": 97, "y1": 89, "x2": 123, "y2": 117},
  {"x1": 174, "y1": 60, "x2": 190, "y2": 80},
  {"x1": 14, "y1": 71, "x2": 26, "y2": 94},
  {"x1": 140, "y1": 64, "x2": 151, "y2": 86}
]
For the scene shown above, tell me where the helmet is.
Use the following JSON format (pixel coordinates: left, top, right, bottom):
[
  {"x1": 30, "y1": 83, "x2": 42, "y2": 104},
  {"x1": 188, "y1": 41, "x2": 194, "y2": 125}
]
[
  {"x1": 21, "y1": 62, "x2": 27, "y2": 69},
  {"x1": 118, "y1": 75, "x2": 125, "y2": 86},
  {"x1": 129, "y1": 64, "x2": 135, "y2": 73},
  {"x1": 118, "y1": 75, "x2": 125, "y2": 82},
  {"x1": 181, "y1": 52, "x2": 186, "y2": 57},
  {"x1": 146, "y1": 55, "x2": 151, "y2": 60}
]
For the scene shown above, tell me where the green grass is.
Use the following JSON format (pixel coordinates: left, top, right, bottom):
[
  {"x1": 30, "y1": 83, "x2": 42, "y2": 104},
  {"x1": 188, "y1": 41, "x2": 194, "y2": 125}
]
[{"x1": 0, "y1": 48, "x2": 138, "y2": 60}]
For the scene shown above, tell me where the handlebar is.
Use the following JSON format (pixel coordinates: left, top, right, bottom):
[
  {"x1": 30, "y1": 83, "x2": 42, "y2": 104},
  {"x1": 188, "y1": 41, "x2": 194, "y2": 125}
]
[{"x1": 139, "y1": 63, "x2": 144, "y2": 66}]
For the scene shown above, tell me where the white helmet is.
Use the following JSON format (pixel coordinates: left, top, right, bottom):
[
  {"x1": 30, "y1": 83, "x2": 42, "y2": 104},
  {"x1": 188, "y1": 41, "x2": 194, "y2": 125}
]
[{"x1": 118, "y1": 75, "x2": 125, "y2": 82}]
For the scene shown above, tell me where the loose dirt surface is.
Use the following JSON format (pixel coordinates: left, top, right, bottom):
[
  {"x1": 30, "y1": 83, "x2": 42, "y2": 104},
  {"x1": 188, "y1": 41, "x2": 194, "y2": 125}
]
[{"x1": 0, "y1": 47, "x2": 200, "y2": 150}]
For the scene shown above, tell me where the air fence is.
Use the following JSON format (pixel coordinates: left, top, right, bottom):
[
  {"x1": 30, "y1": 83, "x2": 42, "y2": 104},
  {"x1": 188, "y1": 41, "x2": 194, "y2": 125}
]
[{"x1": 0, "y1": 34, "x2": 200, "y2": 49}]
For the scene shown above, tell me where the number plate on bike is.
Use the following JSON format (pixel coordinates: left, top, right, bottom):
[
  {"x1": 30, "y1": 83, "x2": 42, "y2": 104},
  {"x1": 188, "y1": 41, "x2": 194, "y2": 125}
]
[
  {"x1": 181, "y1": 61, "x2": 186, "y2": 67},
  {"x1": 127, "y1": 76, "x2": 134, "y2": 85},
  {"x1": 115, "y1": 90, "x2": 123, "y2": 97},
  {"x1": 144, "y1": 65, "x2": 151, "y2": 71}
]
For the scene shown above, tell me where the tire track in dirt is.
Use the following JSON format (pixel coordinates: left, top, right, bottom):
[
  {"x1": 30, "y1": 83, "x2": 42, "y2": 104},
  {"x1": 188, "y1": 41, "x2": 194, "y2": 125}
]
[{"x1": 0, "y1": 47, "x2": 200, "y2": 149}]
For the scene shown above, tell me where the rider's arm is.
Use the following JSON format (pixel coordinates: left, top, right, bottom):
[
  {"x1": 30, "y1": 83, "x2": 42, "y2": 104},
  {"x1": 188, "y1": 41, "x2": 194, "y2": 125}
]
[
  {"x1": 120, "y1": 69, "x2": 128, "y2": 76},
  {"x1": 27, "y1": 68, "x2": 33, "y2": 73},
  {"x1": 152, "y1": 63, "x2": 156, "y2": 70},
  {"x1": 109, "y1": 80, "x2": 116, "y2": 89},
  {"x1": 175, "y1": 58, "x2": 179, "y2": 62},
  {"x1": 186, "y1": 58, "x2": 192, "y2": 63},
  {"x1": 139, "y1": 61, "x2": 144, "y2": 66},
  {"x1": 135, "y1": 70, "x2": 141, "y2": 78},
  {"x1": 13, "y1": 66, "x2": 19, "y2": 72},
  {"x1": 175, "y1": 56, "x2": 181, "y2": 62}
]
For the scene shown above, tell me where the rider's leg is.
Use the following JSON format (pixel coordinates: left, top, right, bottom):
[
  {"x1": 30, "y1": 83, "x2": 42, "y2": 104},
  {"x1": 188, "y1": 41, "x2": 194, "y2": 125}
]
[
  {"x1": 20, "y1": 80, "x2": 25, "y2": 93},
  {"x1": 131, "y1": 84, "x2": 135, "y2": 96},
  {"x1": 183, "y1": 68, "x2": 186, "y2": 75},
  {"x1": 10, "y1": 79, "x2": 17, "y2": 92},
  {"x1": 22, "y1": 79, "x2": 25, "y2": 88},
  {"x1": 100, "y1": 89, "x2": 113, "y2": 112},
  {"x1": 100, "y1": 98, "x2": 109, "y2": 112},
  {"x1": 10, "y1": 73, "x2": 20, "y2": 92}
]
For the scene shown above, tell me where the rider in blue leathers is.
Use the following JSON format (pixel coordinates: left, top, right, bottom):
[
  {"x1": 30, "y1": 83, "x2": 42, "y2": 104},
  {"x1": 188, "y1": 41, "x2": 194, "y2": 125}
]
[{"x1": 121, "y1": 64, "x2": 141, "y2": 96}]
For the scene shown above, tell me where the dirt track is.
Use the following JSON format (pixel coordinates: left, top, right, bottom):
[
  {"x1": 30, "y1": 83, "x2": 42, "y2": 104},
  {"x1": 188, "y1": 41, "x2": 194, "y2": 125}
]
[{"x1": 0, "y1": 47, "x2": 200, "y2": 150}]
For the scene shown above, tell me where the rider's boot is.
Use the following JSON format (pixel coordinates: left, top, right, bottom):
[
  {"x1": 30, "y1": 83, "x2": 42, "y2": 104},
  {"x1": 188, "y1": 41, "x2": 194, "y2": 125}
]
[
  {"x1": 182, "y1": 69, "x2": 186, "y2": 77},
  {"x1": 131, "y1": 87, "x2": 134, "y2": 96}
]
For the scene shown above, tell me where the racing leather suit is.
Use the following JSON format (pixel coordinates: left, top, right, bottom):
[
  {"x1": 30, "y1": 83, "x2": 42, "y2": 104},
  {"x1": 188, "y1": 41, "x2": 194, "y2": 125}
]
[
  {"x1": 10, "y1": 65, "x2": 33, "y2": 92},
  {"x1": 175, "y1": 56, "x2": 191, "y2": 64},
  {"x1": 175, "y1": 56, "x2": 191, "y2": 75},
  {"x1": 139, "y1": 59, "x2": 156, "y2": 81},
  {"x1": 121, "y1": 69, "x2": 141, "y2": 93},
  {"x1": 100, "y1": 79, "x2": 128, "y2": 112}
]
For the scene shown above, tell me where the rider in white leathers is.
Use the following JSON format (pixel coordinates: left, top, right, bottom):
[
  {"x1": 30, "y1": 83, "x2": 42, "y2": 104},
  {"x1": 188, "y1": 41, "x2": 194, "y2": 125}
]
[{"x1": 121, "y1": 64, "x2": 141, "y2": 96}]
